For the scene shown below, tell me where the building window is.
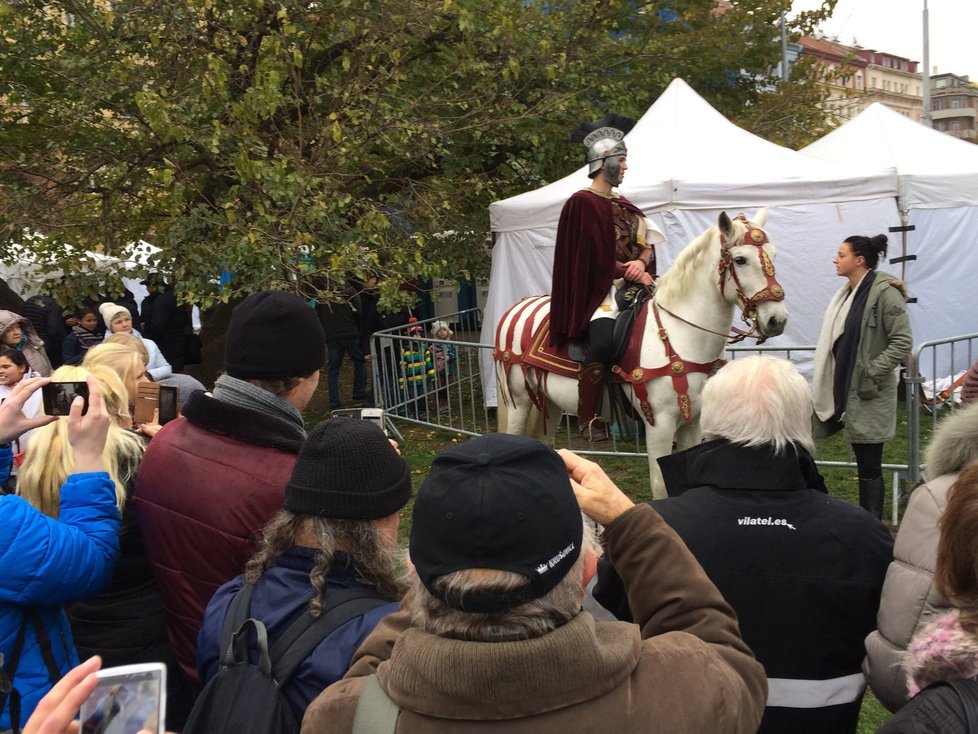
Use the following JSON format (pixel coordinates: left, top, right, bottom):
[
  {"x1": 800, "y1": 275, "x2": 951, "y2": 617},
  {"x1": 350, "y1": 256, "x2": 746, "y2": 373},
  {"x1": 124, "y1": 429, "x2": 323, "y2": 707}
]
[
  {"x1": 952, "y1": 121, "x2": 961, "y2": 130},
  {"x1": 952, "y1": 99, "x2": 961, "y2": 108},
  {"x1": 856, "y1": 73, "x2": 863, "y2": 90},
  {"x1": 871, "y1": 77, "x2": 877, "y2": 88}
]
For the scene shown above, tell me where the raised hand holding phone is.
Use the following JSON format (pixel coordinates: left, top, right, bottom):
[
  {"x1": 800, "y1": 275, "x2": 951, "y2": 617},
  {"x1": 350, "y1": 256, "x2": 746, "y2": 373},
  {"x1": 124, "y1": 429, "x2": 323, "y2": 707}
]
[
  {"x1": 0, "y1": 376, "x2": 56, "y2": 444},
  {"x1": 67, "y1": 375, "x2": 111, "y2": 475}
]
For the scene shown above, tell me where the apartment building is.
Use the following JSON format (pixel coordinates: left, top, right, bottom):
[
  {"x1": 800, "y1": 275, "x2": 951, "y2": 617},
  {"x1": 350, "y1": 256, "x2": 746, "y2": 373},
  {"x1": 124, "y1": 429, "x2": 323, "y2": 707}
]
[{"x1": 931, "y1": 73, "x2": 978, "y2": 142}]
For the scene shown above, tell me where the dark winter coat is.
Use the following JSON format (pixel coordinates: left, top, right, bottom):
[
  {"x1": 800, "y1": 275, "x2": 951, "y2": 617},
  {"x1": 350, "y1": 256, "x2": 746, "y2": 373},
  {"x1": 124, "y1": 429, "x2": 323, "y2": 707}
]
[
  {"x1": 134, "y1": 390, "x2": 304, "y2": 685},
  {"x1": 141, "y1": 288, "x2": 190, "y2": 371},
  {"x1": 595, "y1": 439, "x2": 894, "y2": 734}
]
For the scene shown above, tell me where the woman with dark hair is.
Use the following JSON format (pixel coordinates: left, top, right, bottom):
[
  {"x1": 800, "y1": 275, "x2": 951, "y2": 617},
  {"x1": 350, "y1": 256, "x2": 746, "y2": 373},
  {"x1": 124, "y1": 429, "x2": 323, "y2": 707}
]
[
  {"x1": 876, "y1": 462, "x2": 978, "y2": 733},
  {"x1": 813, "y1": 234, "x2": 913, "y2": 519},
  {"x1": 0, "y1": 345, "x2": 43, "y2": 491}
]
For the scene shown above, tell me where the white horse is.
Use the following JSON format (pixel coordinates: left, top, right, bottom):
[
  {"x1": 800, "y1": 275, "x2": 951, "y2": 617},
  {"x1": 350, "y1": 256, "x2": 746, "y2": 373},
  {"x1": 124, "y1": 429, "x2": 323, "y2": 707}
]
[{"x1": 495, "y1": 209, "x2": 788, "y2": 498}]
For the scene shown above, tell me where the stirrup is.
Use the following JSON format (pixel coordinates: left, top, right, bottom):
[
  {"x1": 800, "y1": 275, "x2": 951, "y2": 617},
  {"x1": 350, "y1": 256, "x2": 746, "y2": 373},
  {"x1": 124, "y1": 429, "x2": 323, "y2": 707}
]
[{"x1": 580, "y1": 417, "x2": 609, "y2": 442}]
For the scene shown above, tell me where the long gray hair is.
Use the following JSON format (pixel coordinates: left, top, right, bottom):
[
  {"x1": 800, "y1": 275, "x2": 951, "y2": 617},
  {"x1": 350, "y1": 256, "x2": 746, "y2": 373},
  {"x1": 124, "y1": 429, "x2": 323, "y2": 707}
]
[{"x1": 245, "y1": 510, "x2": 405, "y2": 616}]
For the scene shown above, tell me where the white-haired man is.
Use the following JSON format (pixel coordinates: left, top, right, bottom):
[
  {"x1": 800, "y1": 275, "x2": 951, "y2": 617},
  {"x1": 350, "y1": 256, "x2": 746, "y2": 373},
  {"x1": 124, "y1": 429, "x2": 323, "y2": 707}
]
[
  {"x1": 301, "y1": 433, "x2": 766, "y2": 733},
  {"x1": 594, "y1": 355, "x2": 893, "y2": 734}
]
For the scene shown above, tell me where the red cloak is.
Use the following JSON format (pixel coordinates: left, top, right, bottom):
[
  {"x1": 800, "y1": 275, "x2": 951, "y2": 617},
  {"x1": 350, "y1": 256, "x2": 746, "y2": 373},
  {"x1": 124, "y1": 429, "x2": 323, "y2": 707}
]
[{"x1": 549, "y1": 189, "x2": 646, "y2": 346}]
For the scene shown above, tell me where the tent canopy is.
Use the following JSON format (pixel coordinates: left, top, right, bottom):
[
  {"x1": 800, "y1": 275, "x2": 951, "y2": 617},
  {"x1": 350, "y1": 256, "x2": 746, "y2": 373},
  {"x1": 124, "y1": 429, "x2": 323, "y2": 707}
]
[
  {"x1": 801, "y1": 102, "x2": 978, "y2": 209},
  {"x1": 490, "y1": 78, "x2": 897, "y2": 233}
]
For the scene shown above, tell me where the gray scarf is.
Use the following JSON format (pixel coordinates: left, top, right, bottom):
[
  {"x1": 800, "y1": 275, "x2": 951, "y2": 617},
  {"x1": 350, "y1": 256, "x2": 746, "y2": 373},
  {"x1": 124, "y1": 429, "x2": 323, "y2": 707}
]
[{"x1": 212, "y1": 374, "x2": 306, "y2": 437}]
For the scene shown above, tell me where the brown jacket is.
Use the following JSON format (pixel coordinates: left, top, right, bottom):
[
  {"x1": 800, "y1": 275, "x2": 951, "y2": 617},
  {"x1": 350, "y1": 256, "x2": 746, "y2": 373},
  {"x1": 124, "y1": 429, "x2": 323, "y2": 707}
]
[{"x1": 301, "y1": 504, "x2": 767, "y2": 733}]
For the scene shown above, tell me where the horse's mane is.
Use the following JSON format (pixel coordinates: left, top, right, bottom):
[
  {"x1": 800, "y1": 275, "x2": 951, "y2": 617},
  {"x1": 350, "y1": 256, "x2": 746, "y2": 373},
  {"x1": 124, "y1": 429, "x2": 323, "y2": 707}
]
[{"x1": 656, "y1": 226, "x2": 718, "y2": 301}]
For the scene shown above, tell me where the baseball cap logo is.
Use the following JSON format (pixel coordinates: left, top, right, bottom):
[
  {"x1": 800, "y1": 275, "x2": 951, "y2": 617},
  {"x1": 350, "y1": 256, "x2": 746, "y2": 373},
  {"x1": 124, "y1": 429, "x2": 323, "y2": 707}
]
[{"x1": 536, "y1": 542, "x2": 576, "y2": 576}]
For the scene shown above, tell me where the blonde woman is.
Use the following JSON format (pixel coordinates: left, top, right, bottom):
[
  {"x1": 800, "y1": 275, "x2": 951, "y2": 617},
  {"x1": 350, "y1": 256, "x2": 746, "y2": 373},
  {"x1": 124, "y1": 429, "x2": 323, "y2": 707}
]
[
  {"x1": 83, "y1": 342, "x2": 162, "y2": 439},
  {"x1": 18, "y1": 365, "x2": 140, "y2": 518},
  {"x1": 16, "y1": 363, "x2": 194, "y2": 727},
  {"x1": 103, "y1": 333, "x2": 205, "y2": 415}
]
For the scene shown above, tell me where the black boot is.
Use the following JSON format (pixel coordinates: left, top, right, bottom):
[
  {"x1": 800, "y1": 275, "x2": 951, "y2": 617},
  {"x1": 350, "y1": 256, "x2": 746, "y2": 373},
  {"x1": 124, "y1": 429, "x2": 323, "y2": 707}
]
[
  {"x1": 577, "y1": 362, "x2": 608, "y2": 442},
  {"x1": 858, "y1": 476, "x2": 885, "y2": 520}
]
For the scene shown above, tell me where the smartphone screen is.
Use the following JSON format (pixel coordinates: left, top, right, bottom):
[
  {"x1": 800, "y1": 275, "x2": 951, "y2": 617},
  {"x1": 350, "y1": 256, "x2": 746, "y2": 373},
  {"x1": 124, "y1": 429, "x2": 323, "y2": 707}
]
[
  {"x1": 157, "y1": 386, "x2": 178, "y2": 424},
  {"x1": 78, "y1": 663, "x2": 166, "y2": 734},
  {"x1": 41, "y1": 381, "x2": 89, "y2": 416}
]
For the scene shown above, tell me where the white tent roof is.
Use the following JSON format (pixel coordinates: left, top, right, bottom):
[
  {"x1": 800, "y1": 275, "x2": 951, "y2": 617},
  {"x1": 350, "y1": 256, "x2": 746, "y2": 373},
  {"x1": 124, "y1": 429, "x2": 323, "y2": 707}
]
[
  {"x1": 801, "y1": 103, "x2": 978, "y2": 209},
  {"x1": 490, "y1": 78, "x2": 897, "y2": 233}
]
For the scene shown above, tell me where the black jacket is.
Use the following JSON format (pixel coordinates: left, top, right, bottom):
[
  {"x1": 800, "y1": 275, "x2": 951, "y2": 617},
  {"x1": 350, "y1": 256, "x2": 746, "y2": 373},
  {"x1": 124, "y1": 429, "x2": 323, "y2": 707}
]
[
  {"x1": 594, "y1": 439, "x2": 894, "y2": 734},
  {"x1": 141, "y1": 289, "x2": 190, "y2": 371},
  {"x1": 877, "y1": 680, "x2": 977, "y2": 733}
]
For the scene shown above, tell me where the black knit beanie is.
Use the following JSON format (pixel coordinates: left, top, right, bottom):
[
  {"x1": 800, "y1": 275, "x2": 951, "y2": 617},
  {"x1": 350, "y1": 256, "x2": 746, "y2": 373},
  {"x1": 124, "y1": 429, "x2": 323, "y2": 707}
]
[
  {"x1": 283, "y1": 418, "x2": 412, "y2": 519},
  {"x1": 225, "y1": 291, "x2": 326, "y2": 379}
]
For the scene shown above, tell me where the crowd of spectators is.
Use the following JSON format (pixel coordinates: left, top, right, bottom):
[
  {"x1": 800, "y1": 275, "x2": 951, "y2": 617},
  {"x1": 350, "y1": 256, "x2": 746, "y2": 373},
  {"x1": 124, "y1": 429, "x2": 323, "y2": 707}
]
[{"x1": 5, "y1": 288, "x2": 978, "y2": 734}]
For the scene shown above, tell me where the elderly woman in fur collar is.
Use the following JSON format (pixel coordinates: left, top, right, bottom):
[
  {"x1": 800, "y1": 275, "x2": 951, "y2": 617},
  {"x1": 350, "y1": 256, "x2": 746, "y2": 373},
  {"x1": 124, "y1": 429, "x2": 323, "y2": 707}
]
[
  {"x1": 877, "y1": 461, "x2": 978, "y2": 733},
  {"x1": 812, "y1": 234, "x2": 912, "y2": 519}
]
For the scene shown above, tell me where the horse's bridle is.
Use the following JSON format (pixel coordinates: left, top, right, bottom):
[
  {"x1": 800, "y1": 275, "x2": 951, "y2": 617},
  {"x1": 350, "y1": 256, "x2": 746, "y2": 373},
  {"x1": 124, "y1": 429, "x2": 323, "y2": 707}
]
[{"x1": 717, "y1": 214, "x2": 784, "y2": 343}]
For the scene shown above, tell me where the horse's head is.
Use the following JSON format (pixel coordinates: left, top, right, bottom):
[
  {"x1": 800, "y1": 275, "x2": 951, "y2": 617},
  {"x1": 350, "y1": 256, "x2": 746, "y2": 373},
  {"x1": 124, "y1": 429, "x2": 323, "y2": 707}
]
[{"x1": 717, "y1": 208, "x2": 788, "y2": 340}]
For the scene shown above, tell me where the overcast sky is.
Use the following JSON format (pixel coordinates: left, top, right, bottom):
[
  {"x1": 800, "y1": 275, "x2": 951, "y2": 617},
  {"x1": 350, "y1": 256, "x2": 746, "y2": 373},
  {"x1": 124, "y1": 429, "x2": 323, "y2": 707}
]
[{"x1": 791, "y1": 0, "x2": 977, "y2": 81}]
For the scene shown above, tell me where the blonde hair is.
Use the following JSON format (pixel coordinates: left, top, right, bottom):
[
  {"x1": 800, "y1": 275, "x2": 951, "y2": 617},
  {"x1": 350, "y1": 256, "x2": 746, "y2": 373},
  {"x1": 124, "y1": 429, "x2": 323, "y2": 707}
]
[
  {"x1": 84, "y1": 342, "x2": 145, "y2": 390},
  {"x1": 104, "y1": 332, "x2": 150, "y2": 366},
  {"x1": 18, "y1": 365, "x2": 144, "y2": 518}
]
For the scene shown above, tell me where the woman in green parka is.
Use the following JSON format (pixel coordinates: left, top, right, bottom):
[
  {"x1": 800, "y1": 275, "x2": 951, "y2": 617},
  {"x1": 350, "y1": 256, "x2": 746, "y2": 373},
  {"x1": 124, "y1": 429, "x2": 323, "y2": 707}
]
[{"x1": 813, "y1": 234, "x2": 913, "y2": 519}]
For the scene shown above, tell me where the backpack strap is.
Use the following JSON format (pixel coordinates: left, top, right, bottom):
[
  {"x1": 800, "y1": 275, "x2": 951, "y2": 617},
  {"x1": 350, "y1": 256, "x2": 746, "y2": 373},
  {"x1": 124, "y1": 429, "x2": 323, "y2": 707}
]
[
  {"x1": 25, "y1": 610, "x2": 61, "y2": 686},
  {"x1": 352, "y1": 674, "x2": 399, "y2": 734},
  {"x1": 218, "y1": 583, "x2": 257, "y2": 665},
  {"x1": 1, "y1": 612, "x2": 35, "y2": 734},
  {"x1": 226, "y1": 618, "x2": 273, "y2": 676},
  {"x1": 269, "y1": 586, "x2": 389, "y2": 687}
]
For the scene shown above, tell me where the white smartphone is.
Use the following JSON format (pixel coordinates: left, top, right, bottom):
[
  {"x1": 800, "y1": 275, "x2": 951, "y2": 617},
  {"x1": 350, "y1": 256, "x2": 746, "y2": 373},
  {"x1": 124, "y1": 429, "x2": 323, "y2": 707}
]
[
  {"x1": 78, "y1": 663, "x2": 166, "y2": 734},
  {"x1": 330, "y1": 407, "x2": 387, "y2": 434}
]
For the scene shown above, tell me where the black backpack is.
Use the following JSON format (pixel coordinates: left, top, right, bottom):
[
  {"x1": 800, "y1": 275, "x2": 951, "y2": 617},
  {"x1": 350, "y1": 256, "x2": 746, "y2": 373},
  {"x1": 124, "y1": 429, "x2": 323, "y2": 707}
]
[{"x1": 183, "y1": 583, "x2": 389, "y2": 734}]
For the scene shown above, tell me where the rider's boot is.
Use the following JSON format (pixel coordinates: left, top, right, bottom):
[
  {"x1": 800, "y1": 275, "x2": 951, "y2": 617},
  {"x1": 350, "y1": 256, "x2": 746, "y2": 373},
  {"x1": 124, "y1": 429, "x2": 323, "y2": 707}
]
[{"x1": 578, "y1": 362, "x2": 608, "y2": 442}]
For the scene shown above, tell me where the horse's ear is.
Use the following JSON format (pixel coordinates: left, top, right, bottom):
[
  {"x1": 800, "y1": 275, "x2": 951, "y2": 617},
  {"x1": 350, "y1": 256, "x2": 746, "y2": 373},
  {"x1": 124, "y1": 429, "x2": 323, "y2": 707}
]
[
  {"x1": 718, "y1": 211, "x2": 734, "y2": 239},
  {"x1": 753, "y1": 207, "x2": 769, "y2": 228}
]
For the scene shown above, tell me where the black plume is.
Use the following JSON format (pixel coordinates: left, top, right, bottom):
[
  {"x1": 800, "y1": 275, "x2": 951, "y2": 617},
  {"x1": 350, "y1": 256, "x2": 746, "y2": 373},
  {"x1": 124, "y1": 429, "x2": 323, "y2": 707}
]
[{"x1": 569, "y1": 114, "x2": 636, "y2": 143}]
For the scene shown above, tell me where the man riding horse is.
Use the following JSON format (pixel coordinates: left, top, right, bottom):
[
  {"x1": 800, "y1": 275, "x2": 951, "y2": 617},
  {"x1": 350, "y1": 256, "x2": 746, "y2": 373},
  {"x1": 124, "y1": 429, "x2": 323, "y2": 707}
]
[{"x1": 550, "y1": 116, "x2": 664, "y2": 442}]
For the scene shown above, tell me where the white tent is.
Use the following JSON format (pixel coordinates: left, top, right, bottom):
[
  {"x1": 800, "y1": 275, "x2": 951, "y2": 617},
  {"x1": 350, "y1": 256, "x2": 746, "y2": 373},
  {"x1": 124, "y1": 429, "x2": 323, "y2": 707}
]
[
  {"x1": 1, "y1": 237, "x2": 162, "y2": 309},
  {"x1": 480, "y1": 78, "x2": 900, "y2": 404},
  {"x1": 802, "y1": 103, "x2": 978, "y2": 379}
]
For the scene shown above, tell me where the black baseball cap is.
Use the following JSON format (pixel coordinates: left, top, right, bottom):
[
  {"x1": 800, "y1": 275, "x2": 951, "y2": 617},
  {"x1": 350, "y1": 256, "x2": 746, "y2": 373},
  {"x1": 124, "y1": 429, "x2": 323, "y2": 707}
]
[{"x1": 410, "y1": 433, "x2": 583, "y2": 614}]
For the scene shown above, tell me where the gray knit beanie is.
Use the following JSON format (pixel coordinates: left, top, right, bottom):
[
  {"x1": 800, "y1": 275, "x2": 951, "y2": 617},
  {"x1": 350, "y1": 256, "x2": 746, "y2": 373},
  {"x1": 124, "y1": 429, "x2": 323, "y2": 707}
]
[{"x1": 283, "y1": 418, "x2": 411, "y2": 519}]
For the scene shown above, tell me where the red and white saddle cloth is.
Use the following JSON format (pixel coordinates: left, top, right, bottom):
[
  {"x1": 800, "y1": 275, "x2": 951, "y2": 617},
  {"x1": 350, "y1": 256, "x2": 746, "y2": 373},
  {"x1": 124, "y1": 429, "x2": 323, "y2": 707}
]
[{"x1": 495, "y1": 296, "x2": 724, "y2": 427}]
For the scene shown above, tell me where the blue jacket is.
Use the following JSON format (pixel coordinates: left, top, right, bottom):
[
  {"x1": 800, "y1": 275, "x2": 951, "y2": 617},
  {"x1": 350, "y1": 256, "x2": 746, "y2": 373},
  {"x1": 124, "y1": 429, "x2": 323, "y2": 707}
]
[
  {"x1": 0, "y1": 473, "x2": 121, "y2": 731},
  {"x1": 197, "y1": 547, "x2": 397, "y2": 721}
]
